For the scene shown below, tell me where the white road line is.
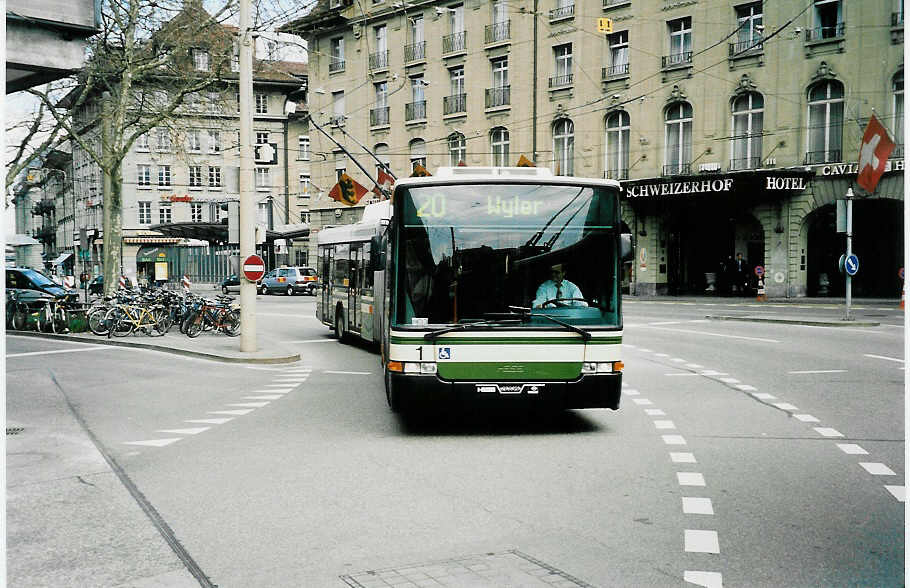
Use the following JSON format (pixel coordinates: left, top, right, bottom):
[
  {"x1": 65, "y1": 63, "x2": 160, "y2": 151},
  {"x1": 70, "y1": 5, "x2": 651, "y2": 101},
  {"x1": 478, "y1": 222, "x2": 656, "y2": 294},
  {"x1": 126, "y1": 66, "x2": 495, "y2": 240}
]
[
  {"x1": 644, "y1": 409, "x2": 666, "y2": 416},
  {"x1": 666, "y1": 373, "x2": 701, "y2": 377},
  {"x1": 638, "y1": 348, "x2": 653, "y2": 353},
  {"x1": 244, "y1": 395, "x2": 285, "y2": 400},
  {"x1": 813, "y1": 427, "x2": 844, "y2": 437},
  {"x1": 684, "y1": 571, "x2": 724, "y2": 588},
  {"x1": 287, "y1": 339, "x2": 336, "y2": 344},
  {"x1": 677, "y1": 472, "x2": 706, "y2": 486},
  {"x1": 272, "y1": 378, "x2": 307, "y2": 381},
  {"x1": 227, "y1": 402, "x2": 270, "y2": 408},
  {"x1": 624, "y1": 389, "x2": 640, "y2": 395},
  {"x1": 773, "y1": 403, "x2": 799, "y2": 411},
  {"x1": 751, "y1": 392, "x2": 777, "y2": 400},
  {"x1": 156, "y1": 427, "x2": 210, "y2": 435},
  {"x1": 718, "y1": 377, "x2": 740, "y2": 384},
  {"x1": 124, "y1": 438, "x2": 181, "y2": 447},
  {"x1": 836, "y1": 443, "x2": 868, "y2": 455},
  {"x1": 670, "y1": 452, "x2": 697, "y2": 463},
  {"x1": 324, "y1": 370, "x2": 372, "y2": 375},
  {"x1": 186, "y1": 418, "x2": 234, "y2": 425},
  {"x1": 671, "y1": 358, "x2": 687, "y2": 363},
  {"x1": 662, "y1": 435, "x2": 687, "y2": 445},
  {"x1": 263, "y1": 385, "x2": 296, "y2": 390},
  {"x1": 633, "y1": 398, "x2": 654, "y2": 405},
  {"x1": 655, "y1": 353, "x2": 670, "y2": 357},
  {"x1": 7, "y1": 345, "x2": 109, "y2": 358},
  {"x1": 735, "y1": 384, "x2": 758, "y2": 391},
  {"x1": 651, "y1": 321, "x2": 684, "y2": 326},
  {"x1": 794, "y1": 414, "x2": 820, "y2": 423},
  {"x1": 700, "y1": 370, "x2": 727, "y2": 376},
  {"x1": 684, "y1": 530, "x2": 720, "y2": 554},
  {"x1": 685, "y1": 363, "x2": 703, "y2": 368},
  {"x1": 209, "y1": 409, "x2": 255, "y2": 416},
  {"x1": 864, "y1": 353, "x2": 904, "y2": 363},
  {"x1": 645, "y1": 325, "x2": 780, "y2": 343},
  {"x1": 884, "y1": 486, "x2": 906, "y2": 501},
  {"x1": 788, "y1": 369, "x2": 847, "y2": 374},
  {"x1": 859, "y1": 463, "x2": 896, "y2": 476},
  {"x1": 654, "y1": 420, "x2": 676, "y2": 430},
  {"x1": 682, "y1": 497, "x2": 714, "y2": 515}
]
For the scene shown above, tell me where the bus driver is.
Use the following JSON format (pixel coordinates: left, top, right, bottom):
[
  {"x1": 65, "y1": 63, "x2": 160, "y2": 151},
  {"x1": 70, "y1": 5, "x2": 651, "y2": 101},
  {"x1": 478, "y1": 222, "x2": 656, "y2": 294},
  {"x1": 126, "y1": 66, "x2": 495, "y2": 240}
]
[{"x1": 533, "y1": 263, "x2": 587, "y2": 308}]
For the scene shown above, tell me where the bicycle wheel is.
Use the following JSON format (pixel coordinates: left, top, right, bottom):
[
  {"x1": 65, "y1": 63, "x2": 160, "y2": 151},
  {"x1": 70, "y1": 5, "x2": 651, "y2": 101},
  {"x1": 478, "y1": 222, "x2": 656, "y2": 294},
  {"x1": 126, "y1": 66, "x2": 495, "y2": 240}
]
[
  {"x1": 52, "y1": 307, "x2": 68, "y2": 334},
  {"x1": 11, "y1": 305, "x2": 27, "y2": 331},
  {"x1": 222, "y1": 309, "x2": 241, "y2": 336},
  {"x1": 201, "y1": 310, "x2": 215, "y2": 331},
  {"x1": 88, "y1": 307, "x2": 110, "y2": 336},
  {"x1": 36, "y1": 305, "x2": 51, "y2": 332},
  {"x1": 151, "y1": 308, "x2": 170, "y2": 336},
  {"x1": 107, "y1": 308, "x2": 134, "y2": 338},
  {"x1": 185, "y1": 311, "x2": 203, "y2": 338}
]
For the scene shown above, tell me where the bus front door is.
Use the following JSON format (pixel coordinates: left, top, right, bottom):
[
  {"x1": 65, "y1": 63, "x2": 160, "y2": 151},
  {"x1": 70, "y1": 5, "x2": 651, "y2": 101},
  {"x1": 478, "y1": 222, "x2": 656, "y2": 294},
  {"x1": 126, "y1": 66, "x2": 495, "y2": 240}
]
[
  {"x1": 322, "y1": 247, "x2": 334, "y2": 324},
  {"x1": 349, "y1": 245, "x2": 362, "y2": 333}
]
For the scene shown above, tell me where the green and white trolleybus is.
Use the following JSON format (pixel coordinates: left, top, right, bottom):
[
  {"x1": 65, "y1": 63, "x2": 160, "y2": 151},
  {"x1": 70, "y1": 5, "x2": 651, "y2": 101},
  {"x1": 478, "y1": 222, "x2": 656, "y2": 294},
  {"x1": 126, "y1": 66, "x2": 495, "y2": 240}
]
[{"x1": 317, "y1": 166, "x2": 626, "y2": 412}]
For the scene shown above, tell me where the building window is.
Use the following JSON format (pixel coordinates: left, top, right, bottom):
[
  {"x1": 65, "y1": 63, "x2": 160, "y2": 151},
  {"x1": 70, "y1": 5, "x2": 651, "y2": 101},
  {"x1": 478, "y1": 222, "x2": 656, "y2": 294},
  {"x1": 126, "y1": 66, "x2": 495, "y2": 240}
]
[
  {"x1": 255, "y1": 93, "x2": 268, "y2": 114},
  {"x1": 158, "y1": 165, "x2": 172, "y2": 188},
  {"x1": 138, "y1": 201, "x2": 151, "y2": 224},
  {"x1": 207, "y1": 92, "x2": 221, "y2": 114},
  {"x1": 136, "y1": 132, "x2": 149, "y2": 152},
  {"x1": 448, "y1": 132, "x2": 466, "y2": 166},
  {"x1": 608, "y1": 31, "x2": 629, "y2": 77},
  {"x1": 334, "y1": 151, "x2": 347, "y2": 180},
  {"x1": 809, "y1": 0, "x2": 844, "y2": 41},
  {"x1": 445, "y1": 67, "x2": 466, "y2": 115},
  {"x1": 491, "y1": 127, "x2": 510, "y2": 167},
  {"x1": 894, "y1": 71, "x2": 904, "y2": 156},
  {"x1": 552, "y1": 44, "x2": 573, "y2": 87},
  {"x1": 187, "y1": 129, "x2": 201, "y2": 152},
  {"x1": 191, "y1": 202, "x2": 203, "y2": 222},
  {"x1": 330, "y1": 37, "x2": 345, "y2": 73},
  {"x1": 256, "y1": 131, "x2": 270, "y2": 144},
  {"x1": 731, "y1": 92, "x2": 764, "y2": 170},
  {"x1": 664, "y1": 102, "x2": 693, "y2": 175},
  {"x1": 553, "y1": 118, "x2": 574, "y2": 176},
  {"x1": 301, "y1": 210, "x2": 311, "y2": 224},
  {"x1": 299, "y1": 173, "x2": 311, "y2": 196},
  {"x1": 407, "y1": 77, "x2": 426, "y2": 121},
  {"x1": 189, "y1": 165, "x2": 203, "y2": 188},
  {"x1": 332, "y1": 91, "x2": 346, "y2": 125},
  {"x1": 155, "y1": 128, "x2": 172, "y2": 151},
  {"x1": 137, "y1": 164, "x2": 151, "y2": 188},
  {"x1": 488, "y1": 57, "x2": 510, "y2": 108},
  {"x1": 159, "y1": 202, "x2": 172, "y2": 224},
  {"x1": 806, "y1": 80, "x2": 844, "y2": 164},
  {"x1": 255, "y1": 167, "x2": 270, "y2": 191},
  {"x1": 410, "y1": 138, "x2": 427, "y2": 170},
  {"x1": 257, "y1": 202, "x2": 269, "y2": 226},
  {"x1": 208, "y1": 130, "x2": 222, "y2": 153},
  {"x1": 374, "y1": 143, "x2": 390, "y2": 176},
  {"x1": 298, "y1": 135, "x2": 310, "y2": 160},
  {"x1": 209, "y1": 166, "x2": 222, "y2": 188},
  {"x1": 665, "y1": 17, "x2": 692, "y2": 68},
  {"x1": 193, "y1": 48, "x2": 209, "y2": 71},
  {"x1": 733, "y1": 3, "x2": 763, "y2": 54},
  {"x1": 372, "y1": 82, "x2": 389, "y2": 126},
  {"x1": 605, "y1": 111, "x2": 630, "y2": 180}
]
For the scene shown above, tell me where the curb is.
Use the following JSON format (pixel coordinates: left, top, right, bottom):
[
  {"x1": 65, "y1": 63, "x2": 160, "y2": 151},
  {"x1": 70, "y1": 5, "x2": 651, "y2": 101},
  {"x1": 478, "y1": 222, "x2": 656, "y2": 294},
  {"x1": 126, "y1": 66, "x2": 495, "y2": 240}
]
[
  {"x1": 706, "y1": 315, "x2": 881, "y2": 327},
  {"x1": 10, "y1": 331, "x2": 301, "y2": 364}
]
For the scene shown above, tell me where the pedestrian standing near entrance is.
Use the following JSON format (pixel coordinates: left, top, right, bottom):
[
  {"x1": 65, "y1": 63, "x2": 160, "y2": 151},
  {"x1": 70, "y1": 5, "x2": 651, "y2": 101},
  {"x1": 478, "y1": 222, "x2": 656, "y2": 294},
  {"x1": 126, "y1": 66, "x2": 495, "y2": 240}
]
[{"x1": 734, "y1": 252, "x2": 748, "y2": 295}]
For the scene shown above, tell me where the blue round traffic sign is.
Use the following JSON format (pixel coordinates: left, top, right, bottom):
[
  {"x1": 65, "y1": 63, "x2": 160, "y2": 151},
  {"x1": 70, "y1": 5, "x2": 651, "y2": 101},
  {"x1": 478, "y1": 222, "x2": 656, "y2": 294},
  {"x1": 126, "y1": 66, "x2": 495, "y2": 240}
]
[
  {"x1": 844, "y1": 254, "x2": 860, "y2": 276},
  {"x1": 754, "y1": 265, "x2": 764, "y2": 277}
]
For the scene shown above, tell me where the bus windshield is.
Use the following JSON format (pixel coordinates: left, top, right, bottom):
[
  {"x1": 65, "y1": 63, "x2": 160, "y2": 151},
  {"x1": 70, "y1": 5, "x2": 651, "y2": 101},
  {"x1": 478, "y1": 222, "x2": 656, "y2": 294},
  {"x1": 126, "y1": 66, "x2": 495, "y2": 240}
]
[{"x1": 394, "y1": 183, "x2": 621, "y2": 328}]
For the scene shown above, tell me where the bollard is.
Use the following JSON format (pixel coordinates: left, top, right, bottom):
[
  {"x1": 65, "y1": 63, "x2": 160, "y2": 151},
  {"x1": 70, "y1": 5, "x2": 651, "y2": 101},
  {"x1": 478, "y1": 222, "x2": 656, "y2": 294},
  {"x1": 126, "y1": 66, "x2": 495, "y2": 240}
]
[
  {"x1": 756, "y1": 276, "x2": 767, "y2": 302},
  {"x1": 182, "y1": 274, "x2": 191, "y2": 291},
  {"x1": 119, "y1": 275, "x2": 126, "y2": 288}
]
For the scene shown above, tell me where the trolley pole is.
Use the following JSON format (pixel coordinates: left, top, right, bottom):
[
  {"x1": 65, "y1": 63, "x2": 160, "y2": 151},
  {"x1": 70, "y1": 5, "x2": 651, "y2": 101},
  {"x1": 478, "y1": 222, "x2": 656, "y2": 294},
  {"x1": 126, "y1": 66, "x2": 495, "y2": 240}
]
[{"x1": 239, "y1": 0, "x2": 257, "y2": 351}]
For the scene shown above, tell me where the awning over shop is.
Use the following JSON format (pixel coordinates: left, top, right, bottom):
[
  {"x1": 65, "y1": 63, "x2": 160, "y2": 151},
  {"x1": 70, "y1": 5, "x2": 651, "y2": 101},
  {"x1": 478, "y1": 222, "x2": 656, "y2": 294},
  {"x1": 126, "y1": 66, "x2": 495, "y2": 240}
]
[
  {"x1": 136, "y1": 246, "x2": 171, "y2": 263},
  {"x1": 51, "y1": 252, "x2": 73, "y2": 265}
]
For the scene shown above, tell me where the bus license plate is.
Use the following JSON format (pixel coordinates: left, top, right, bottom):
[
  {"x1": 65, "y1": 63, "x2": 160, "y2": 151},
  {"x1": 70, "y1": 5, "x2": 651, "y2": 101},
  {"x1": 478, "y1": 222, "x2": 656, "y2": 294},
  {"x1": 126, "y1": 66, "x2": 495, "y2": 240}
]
[{"x1": 476, "y1": 384, "x2": 544, "y2": 395}]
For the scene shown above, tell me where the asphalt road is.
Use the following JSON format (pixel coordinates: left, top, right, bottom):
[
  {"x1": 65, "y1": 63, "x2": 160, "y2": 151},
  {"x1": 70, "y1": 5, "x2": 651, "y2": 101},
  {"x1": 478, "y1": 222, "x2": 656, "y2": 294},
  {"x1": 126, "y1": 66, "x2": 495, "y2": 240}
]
[{"x1": 5, "y1": 295, "x2": 905, "y2": 587}]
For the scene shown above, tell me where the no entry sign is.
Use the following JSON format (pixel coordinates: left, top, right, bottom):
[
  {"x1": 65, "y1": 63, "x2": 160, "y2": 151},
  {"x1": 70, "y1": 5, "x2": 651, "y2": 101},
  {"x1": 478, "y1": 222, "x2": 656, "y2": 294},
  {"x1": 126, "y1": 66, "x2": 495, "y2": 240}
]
[{"x1": 242, "y1": 254, "x2": 266, "y2": 282}]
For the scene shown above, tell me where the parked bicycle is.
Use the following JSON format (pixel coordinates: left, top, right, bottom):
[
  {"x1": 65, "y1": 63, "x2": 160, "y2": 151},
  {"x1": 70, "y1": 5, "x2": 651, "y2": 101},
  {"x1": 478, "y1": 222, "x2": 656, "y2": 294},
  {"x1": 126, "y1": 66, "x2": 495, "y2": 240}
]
[{"x1": 183, "y1": 295, "x2": 240, "y2": 337}]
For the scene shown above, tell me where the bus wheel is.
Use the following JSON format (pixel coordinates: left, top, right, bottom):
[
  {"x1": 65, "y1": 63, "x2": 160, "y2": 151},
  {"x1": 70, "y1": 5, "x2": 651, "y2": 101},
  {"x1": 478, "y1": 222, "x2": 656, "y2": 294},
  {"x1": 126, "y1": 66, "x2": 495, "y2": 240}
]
[{"x1": 334, "y1": 308, "x2": 345, "y2": 340}]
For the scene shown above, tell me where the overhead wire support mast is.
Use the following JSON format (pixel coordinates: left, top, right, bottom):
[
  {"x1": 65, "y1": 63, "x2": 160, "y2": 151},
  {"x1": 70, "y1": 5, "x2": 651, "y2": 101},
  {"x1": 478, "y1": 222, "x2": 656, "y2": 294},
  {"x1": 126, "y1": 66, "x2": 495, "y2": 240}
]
[{"x1": 306, "y1": 115, "x2": 392, "y2": 199}]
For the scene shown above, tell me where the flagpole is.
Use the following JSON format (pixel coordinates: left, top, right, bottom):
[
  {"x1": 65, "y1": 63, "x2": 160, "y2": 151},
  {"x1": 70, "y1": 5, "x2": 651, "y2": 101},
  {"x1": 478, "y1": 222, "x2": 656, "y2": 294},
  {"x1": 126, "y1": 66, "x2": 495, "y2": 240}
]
[{"x1": 307, "y1": 115, "x2": 392, "y2": 198}]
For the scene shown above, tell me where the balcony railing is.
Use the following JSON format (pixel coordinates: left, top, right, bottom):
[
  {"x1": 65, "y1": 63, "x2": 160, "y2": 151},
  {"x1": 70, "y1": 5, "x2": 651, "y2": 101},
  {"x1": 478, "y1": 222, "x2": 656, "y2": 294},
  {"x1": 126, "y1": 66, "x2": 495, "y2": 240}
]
[
  {"x1": 604, "y1": 169, "x2": 629, "y2": 180},
  {"x1": 549, "y1": 73, "x2": 573, "y2": 88},
  {"x1": 405, "y1": 100, "x2": 426, "y2": 121},
  {"x1": 804, "y1": 149, "x2": 842, "y2": 165},
  {"x1": 368, "y1": 50, "x2": 389, "y2": 70},
  {"x1": 485, "y1": 20, "x2": 510, "y2": 44},
  {"x1": 663, "y1": 162, "x2": 691, "y2": 176},
  {"x1": 728, "y1": 38, "x2": 763, "y2": 56},
  {"x1": 805, "y1": 22, "x2": 845, "y2": 42},
  {"x1": 549, "y1": 3, "x2": 575, "y2": 21},
  {"x1": 892, "y1": 144, "x2": 904, "y2": 159},
  {"x1": 329, "y1": 58, "x2": 345, "y2": 73},
  {"x1": 662, "y1": 51, "x2": 692, "y2": 69},
  {"x1": 602, "y1": 0, "x2": 630, "y2": 8},
  {"x1": 404, "y1": 41, "x2": 426, "y2": 63},
  {"x1": 443, "y1": 93, "x2": 467, "y2": 115},
  {"x1": 485, "y1": 86, "x2": 511, "y2": 108},
  {"x1": 729, "y1": 156, "x2": 761, "y2": 171},
  {"x1": 893, "y1": 12, "x2": 904, "y2": 26},
  {"x1": 370, "y1": 106, "x2": 389, "y2": 127},
  {"x1": 602, "y1": 63, "x2": 630, "y2": 79},
  {"x1": 442, "y1": 31, "x2": 467, "y2": 54}
]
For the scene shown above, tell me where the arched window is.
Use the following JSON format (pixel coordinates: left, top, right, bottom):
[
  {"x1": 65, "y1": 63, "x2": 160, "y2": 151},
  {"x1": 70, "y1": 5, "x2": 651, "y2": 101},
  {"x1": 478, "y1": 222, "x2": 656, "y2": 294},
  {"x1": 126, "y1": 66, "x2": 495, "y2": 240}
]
[
  {"x1": 806, "y1": 80, "x2": 844, "y2": 164},
  {"x1": 409, "y1": 138, "x2": 426, "y2": 171},
  {"x1": 894, "y1": 71, "x2": 903, "y2": 156},
  {"x1": 448, "y1": 132, "x2": 466, "y2": 166},
  {"x1": 605, "y1": 111, "x2": 630, "y2": 179},
  {"x1": 731, "y1": 92, "x2": 763, "y2": 170},
  {"x1": 374, "y1": 143, "x2": 390, "y2": 175},
  {"x1": 553, "y1": 118, "x2": 574, "y2": 176},
  {"x1": 490, "y1": 127, "x2": 510, "y2": 166},
  {"x1": 664, "y1": 102, "x2": 692, "y2": 175}
]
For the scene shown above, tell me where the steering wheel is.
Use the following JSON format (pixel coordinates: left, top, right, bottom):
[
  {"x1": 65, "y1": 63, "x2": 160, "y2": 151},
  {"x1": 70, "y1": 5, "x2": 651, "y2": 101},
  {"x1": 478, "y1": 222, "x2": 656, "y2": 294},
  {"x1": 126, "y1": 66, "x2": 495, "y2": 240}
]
[{"x1": 538, "y1": 297, "x2": 587, "y2": 308}]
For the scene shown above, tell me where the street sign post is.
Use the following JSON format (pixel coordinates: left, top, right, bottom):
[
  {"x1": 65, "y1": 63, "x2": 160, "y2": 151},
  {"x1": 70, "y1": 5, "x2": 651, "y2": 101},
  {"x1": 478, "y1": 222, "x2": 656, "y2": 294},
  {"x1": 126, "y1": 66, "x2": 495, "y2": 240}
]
[{"x1": 242, "y1": 254, "x2": 265, "y2": 282}]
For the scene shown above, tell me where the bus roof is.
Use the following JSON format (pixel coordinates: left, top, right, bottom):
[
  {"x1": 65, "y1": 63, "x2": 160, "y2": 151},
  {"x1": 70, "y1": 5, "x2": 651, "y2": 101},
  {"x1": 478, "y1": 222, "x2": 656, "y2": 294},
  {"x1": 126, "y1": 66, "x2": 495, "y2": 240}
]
[
  {"x1": 392, "y1": 167, "x2": 622, "y2": 191},
  {"x1": 316, "y1": 200, "x2": 390, "y2": 246}
]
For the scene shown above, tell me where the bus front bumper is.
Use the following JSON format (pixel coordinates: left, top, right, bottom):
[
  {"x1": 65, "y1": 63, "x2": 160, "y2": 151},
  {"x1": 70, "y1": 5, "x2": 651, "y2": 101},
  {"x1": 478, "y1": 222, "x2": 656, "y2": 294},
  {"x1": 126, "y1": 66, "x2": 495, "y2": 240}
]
[{"x1": 388, "y1": 372, "x2": 622, "y2": 410}]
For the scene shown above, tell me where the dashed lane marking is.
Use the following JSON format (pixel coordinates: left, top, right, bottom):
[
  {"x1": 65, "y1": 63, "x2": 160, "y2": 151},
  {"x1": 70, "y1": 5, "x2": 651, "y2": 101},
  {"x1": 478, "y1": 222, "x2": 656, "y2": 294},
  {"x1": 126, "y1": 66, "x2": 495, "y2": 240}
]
[
  {"x1": 662, "y1": 435, "x2": 687, "y2": 445},
  {"x1": 685, "y1": 363, "x2": 704, "y2": 369},
  {"x1": 735, "y1": 384, "x2": 758, "y2": 391},
  {"x1": 155, "y1": 427, "x2": 210, "y2": 435},
  {"x1": 684, "y1": 530, "x2": 720, "y2": 554},
  {"x1": 682, "y1": 497, "x2": 715, "y2": 515},
  {"x1": 788, "y1": 369, "x2": 847, "y2": 374},
  {"x1": 772, "y1": 403, "x2": 799, "y2": 411},
  {"x1": 644, "y1": 409, "x2": 666, "y2": 416},
  {"x1": 677, "y1": 472, "x2": 706, "y2": 486},
  {"x1": 670, "y1": 452, "x2": 697, "y2": 463},
  {"x1": 244, "y1": 395, "x2": 285, "y2": 400},
  {"x1": 864, "y1": 353, "x2": 904, "y2": 363},
  {"x1": 643, "y1": 325, "x2": 780, "y2": 344},
  {"x1": 124, "y1": 438, "x2": 181, "y2": 447},
  {"x1": 885, "y1": 486, "x2": 906, "y2": 501},
  {"x1": 624, "y1": 389, "x2": 640, "y2": 395},
  {"x1": 666, "y1": 373, "x2": 701, "y2": 377},
  {"x1": 654, "y1": 420, "x2": 676, "y2": 429},
  {"x1": 859, "y1": 463, "x2": 896, "y2": 476},
  {"x1": 814, "y1": 427, "x2": 844, "y2": 437},
  {"x1": 836, "y1": 443, "x2": 869, "y2": 455},
  {"x1": 719, "y1": 377, "x2": 740, "y2": 384},
  {"x1": 186, "y1": 418, "x2": 234, "y2": 425},
  {"x1": 700, "y1": 370, "x2": 727, "y2": 376},
  {"x1": 227, "y1": 402, "x2": 270, "y2": 408},
  {"x1": 794, "y1": 414, "x2": 820, "y2": 423},
  {"x1": 208, "y1": 409, "x2": 255, "y2": 416},
  {"x1": 632, "y1": 398, "x2": 654, "y2": 405},
  {"x1": 750, "y1": 392, "x2": 777, "y2": 400},
  {"x1": 684, "y1": 570, "x2": 724, "y2": 588}
]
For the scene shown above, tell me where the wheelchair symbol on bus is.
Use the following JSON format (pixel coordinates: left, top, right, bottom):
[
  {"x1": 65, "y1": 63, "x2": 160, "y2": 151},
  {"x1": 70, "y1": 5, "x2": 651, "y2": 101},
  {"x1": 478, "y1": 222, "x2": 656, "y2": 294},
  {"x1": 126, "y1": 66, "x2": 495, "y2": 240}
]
[{"x1": 438, "y1": 347, "x2": 452, "y2": 360}]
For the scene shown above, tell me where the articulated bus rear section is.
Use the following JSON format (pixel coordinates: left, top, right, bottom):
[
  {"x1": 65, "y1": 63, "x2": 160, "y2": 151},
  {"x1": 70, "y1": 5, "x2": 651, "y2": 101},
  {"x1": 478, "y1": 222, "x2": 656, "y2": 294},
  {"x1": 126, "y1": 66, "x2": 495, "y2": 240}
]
[{"x1": 380, "y1": 167, "x2": 628, "y2": 413}]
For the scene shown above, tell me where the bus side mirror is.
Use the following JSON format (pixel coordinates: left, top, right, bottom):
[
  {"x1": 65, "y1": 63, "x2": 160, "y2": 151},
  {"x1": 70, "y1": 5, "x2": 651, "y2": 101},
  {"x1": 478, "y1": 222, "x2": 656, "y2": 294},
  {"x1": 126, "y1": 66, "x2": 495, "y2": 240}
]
[{"x1": 620, "y1": 233, "x2": 633, "y2": 262}]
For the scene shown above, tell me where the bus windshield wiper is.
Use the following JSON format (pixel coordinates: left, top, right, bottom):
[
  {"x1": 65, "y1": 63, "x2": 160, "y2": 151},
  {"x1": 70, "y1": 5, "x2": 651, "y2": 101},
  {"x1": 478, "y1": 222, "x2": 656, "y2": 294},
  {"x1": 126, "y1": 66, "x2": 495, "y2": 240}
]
[
  {"x1": 504, "y1": 306, "x2": 592, "y2": 341},
  {"x1": 423, "y1": 318, "x2": 521, "y2": 340}
]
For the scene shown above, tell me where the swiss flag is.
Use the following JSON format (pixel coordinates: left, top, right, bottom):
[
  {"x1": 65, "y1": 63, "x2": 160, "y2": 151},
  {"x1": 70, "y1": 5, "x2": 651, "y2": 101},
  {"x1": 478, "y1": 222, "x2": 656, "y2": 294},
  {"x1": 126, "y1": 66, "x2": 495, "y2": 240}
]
[
  {"x1": 329, "y1": 173, "x2": 369, "y2": 206},
  {"x1": 856, "y1": 114, "x2": 895, "y2": 194},
  {"x1": 371, "y1": 167, "x2": 395, "y2": 198}
]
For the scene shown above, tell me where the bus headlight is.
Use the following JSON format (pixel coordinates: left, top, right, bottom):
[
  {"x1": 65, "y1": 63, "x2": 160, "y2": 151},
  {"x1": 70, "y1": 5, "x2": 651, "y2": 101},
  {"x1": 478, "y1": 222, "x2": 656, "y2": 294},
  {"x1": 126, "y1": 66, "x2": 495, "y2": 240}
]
[
  {"x1": 404, "y1": 362, "x2": 437, "y2": 374},
  {"x1": 582, "y1": 362, "x2": 623, "y2": 374}
]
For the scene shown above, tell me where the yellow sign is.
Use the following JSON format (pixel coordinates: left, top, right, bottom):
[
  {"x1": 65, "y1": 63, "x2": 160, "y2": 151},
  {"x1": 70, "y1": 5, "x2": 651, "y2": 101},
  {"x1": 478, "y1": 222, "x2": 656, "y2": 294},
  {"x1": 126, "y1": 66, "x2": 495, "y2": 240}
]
[
  {"x1": 597, "y1": 18, "x2": 613, "y2": 33},
  {"x1": 155, "y1": 262, "x2": 169, "y2": 281}
]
